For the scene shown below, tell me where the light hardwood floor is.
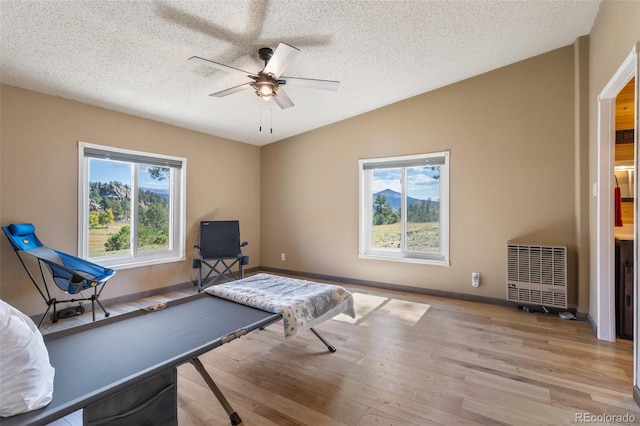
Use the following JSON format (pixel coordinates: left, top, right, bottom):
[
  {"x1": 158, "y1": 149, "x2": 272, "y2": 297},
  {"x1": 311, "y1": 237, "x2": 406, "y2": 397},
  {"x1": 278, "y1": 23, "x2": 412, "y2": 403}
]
[{"x1": 40, "y1": 276, "x2": 637, "y2": 426}]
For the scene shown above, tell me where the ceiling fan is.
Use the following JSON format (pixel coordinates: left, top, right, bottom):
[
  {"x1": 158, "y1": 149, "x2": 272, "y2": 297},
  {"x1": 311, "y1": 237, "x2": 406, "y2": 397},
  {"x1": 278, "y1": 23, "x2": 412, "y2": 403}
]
[{"x1": 189, "y1": 42, "x2": 340, "y2": 109}]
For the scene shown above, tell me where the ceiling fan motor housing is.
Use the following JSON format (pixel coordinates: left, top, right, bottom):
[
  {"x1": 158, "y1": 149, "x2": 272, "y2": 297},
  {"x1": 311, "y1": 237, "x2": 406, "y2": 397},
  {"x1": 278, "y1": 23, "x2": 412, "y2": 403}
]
[{"x1": 258, "y1": 47, "x2": 274, "y2": 63}]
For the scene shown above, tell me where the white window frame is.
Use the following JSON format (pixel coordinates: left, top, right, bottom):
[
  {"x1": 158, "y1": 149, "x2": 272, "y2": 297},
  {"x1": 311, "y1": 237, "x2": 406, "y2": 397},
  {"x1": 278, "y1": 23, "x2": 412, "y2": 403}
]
[
  {"x1": 78, "y1": 142, "x2": 186, "y2": 269},
  {"x1": 359, "y1": 151, "x2": 450, "y2": 266}
]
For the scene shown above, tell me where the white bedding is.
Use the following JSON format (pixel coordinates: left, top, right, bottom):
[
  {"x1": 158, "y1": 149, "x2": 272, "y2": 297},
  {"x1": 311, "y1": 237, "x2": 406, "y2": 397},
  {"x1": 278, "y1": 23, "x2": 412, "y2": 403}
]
[
  {"x1": 205, "y1": 273, "x2": 355, "y2": 339},
  {"x1": 0, "y1": 300, "x2": 55, "y2": 417}
]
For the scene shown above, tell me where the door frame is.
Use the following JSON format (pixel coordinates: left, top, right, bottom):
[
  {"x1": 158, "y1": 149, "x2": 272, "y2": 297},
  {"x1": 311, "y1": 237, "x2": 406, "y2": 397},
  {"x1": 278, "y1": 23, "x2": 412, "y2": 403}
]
[{"x1": 596, "y1": 45, "x2": 638, "y2": 344}]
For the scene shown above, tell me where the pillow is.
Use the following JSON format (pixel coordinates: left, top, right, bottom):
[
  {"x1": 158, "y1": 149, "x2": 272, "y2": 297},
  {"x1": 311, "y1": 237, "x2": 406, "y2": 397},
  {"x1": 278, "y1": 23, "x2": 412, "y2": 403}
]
[
  {"x1": 0, "y1": 300, "x2": 55, "y2": 417},
  {"x1": 8, "y1": 223, "x2": 35, "y2": 236}
]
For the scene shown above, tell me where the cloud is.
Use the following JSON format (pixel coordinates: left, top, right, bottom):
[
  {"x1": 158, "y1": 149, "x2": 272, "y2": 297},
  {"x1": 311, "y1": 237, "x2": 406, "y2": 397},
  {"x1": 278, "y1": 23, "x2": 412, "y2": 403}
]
[
  {"x1": 408, "y1": 172, "x2": 438, "y2": 186},
  {"x1": 370, "y1": 167, "x2": 440, "y2": 200},
  {"x1": 372, "y1": 169, "x2": 401, "y2": 193}
]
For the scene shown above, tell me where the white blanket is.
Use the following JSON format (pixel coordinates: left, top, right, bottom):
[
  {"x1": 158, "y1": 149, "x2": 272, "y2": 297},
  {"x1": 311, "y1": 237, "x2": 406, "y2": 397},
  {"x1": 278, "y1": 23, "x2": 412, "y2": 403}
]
[
  {"x1": 0, "y1": 300, "x2": 55, "y2": 417},
  {"x1": 205, "y1": 273, "x2": 355, "y2": 339}
]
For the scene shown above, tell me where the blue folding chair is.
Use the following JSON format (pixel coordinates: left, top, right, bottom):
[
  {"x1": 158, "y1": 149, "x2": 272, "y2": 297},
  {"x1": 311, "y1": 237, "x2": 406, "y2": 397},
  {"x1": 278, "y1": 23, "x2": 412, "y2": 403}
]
[{"x1": 3, "y1": 223, "x2": 116, "y2": 327}]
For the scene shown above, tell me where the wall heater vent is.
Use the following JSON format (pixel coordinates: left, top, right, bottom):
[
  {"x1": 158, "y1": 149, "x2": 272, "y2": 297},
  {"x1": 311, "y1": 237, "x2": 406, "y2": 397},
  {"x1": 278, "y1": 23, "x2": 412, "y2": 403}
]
[{"x1": 506, "y1": 243, "x2": 567, "y2": 309}]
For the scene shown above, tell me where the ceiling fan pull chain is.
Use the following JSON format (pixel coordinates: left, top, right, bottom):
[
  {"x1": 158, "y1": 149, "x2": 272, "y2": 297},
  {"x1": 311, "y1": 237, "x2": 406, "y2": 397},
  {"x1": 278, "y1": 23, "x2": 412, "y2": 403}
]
[
  {"x1": 270, "y1": 106, "x2": 273, "y2": 134},
  {"x1": 259, "y1": 105, "x2": 263, "y2": 132}
]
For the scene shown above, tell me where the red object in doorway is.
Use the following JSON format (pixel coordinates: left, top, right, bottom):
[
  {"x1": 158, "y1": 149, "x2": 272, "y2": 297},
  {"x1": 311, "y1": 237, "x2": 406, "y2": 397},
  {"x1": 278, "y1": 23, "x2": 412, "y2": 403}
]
[{"x1": 614, "y1": 186, "x2": 623, "y2": 227}]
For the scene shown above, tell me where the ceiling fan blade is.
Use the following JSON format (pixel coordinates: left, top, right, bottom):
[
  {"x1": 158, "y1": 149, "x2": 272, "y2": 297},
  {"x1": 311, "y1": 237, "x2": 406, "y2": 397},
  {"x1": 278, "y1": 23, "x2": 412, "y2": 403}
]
[
  {"x1": 273, "y1": 88, "x2": 295, "y2": 109},
  {"x1": 263, "y1": 42, "x2": 300, "y2": 78},
  {"x1": 281, "y1": 76, "x2": 340, "y2": 91},
  {"x1": 189, "y1": 56, "x2": 254, "y2": 79},
  {"x1": 210, "y1": 82, "x2": 253, "y2": 97}
]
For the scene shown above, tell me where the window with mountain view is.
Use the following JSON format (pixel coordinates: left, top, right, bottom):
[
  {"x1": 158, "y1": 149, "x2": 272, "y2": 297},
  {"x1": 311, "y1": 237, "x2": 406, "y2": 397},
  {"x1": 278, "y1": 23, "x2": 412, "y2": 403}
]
[
  {"x1": 359, "y1": 152, "x2": 449, "y2": 265},
  {"x1": 78, "y1": 142, "x2": 186, "y2": 268}
]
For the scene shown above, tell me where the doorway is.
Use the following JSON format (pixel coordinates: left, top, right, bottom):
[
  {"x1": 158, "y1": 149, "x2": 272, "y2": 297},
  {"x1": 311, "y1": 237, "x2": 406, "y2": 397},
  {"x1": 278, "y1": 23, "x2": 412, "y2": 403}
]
[
  {"x1": 614, "y1": 79, "x2": 635, "y2": 341},
  {"x1": 596, "y1": 47, "x2": 637, "y2": 344}
]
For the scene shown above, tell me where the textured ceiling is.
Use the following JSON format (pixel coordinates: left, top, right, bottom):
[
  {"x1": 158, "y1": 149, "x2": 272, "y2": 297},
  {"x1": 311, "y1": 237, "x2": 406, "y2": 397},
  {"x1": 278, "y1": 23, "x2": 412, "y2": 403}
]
[{"x1": 0, "y1": 0, "x2": 600, "y2": 146}]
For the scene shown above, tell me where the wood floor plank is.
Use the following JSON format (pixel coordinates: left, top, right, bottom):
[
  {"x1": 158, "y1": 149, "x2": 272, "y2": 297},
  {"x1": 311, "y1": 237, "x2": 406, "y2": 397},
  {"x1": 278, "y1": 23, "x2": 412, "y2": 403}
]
[
  {"x1": 262, "y1": 394, "x2": 351, "y2": 426},
  {"x1": 355, "y1": 406, "x2": 437, "y2": 426},
  {"x1": 461, "y1": 398, "x2": 563, "y2": 426}
]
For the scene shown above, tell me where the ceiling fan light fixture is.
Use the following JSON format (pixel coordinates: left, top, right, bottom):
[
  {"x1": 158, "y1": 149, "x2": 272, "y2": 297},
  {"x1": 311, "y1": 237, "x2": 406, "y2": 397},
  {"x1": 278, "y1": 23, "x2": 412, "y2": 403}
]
[
  {"x1": 257, "y1": 82, "x2": 275, "y2": 97},
  {"x1": 253, "y1": 73, "x2": 278, "y2": 98}
]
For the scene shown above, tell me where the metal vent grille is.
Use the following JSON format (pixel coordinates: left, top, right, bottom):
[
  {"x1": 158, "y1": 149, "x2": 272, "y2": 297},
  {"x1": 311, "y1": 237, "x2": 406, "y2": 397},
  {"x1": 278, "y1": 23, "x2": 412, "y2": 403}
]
[{"x1": 506, "y1": 243, "x2": 567, "y2": 308}]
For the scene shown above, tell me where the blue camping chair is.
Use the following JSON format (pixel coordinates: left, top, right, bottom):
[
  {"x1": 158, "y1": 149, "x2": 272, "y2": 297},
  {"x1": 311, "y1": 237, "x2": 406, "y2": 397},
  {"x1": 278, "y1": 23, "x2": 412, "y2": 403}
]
[{"x1": 3, "y1": 223, "x2": 115, "y2": 327}]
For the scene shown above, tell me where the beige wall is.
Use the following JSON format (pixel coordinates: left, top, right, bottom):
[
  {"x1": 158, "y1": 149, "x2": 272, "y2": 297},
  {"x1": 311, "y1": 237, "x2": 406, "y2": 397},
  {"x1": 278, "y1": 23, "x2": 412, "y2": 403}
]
[
  {"x1": 0, "y1": 85, "x2": 261, "y2": 316},
  {"x1": 262, "y1": 46, "x2": 581, "y2": 305},
  {"x1": 588, "y1": 1, "x2": 640, "y2": 324}
]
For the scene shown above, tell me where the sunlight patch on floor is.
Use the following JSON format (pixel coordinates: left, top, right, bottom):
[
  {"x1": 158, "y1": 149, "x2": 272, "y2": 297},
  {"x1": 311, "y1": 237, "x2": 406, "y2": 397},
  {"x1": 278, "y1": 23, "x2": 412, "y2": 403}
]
[
  {"x1": 333, "y1": 293, "x2": 430, "y2": 327},
  {"x1": 360, "y1": 298, "x2": 430, "y2": 327},
  {"x1": 333, "y1": 293, "x2": 388, "y2": 324}
]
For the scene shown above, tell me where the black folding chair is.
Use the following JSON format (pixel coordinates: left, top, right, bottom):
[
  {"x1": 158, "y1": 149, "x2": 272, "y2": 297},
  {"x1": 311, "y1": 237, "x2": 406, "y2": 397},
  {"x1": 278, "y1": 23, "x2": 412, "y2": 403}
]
[{"x1": 192, "y1": 221, "x2": 249, "y2": 292}]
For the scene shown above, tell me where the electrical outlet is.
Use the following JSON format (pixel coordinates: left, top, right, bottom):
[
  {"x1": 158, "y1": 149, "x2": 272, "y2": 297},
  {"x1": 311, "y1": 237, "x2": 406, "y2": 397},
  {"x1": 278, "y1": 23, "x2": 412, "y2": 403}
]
[
  {"x1": 281, "y1": 252, "x2": 286, "y2": 261},
  {"x1": 472, "y1": 272, "x2": 480, "y2": 287}
]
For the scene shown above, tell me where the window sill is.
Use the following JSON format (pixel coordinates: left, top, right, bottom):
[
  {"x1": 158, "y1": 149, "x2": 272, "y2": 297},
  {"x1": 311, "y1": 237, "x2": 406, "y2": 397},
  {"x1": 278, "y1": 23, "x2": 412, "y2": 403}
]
[
  {"x1": 90, "y1": 254, "x2": 186, "y2": 271},
  {"x1": 359, "y1": 253, "x2": 449, "y2": 266}
]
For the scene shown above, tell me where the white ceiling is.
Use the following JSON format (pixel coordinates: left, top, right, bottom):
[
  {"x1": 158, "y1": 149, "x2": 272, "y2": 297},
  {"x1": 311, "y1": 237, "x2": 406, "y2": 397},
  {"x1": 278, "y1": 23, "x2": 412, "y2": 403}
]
[{"x1": 0, "y1": 0, "x2": 600, "y2": 146}]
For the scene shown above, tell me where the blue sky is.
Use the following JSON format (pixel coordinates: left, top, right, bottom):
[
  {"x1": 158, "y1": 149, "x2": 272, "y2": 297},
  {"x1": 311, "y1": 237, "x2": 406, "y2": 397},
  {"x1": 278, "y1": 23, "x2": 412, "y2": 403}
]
[
  {"x1": 372, "y1": 167, "x2": 440, "y2": 200},
  {"x1": 89, "y1": 159, "x2": 169, "y2": 190}
]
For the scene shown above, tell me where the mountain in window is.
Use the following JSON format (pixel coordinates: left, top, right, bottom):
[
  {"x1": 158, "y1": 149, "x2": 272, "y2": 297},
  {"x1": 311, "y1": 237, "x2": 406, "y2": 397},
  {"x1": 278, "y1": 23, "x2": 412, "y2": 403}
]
[
  {"x1": 373, "y1": 189, "x2": 423, "y2": 211},
  {"x1": 141, "y1": 187, "x2": 170, "y2": 200}
]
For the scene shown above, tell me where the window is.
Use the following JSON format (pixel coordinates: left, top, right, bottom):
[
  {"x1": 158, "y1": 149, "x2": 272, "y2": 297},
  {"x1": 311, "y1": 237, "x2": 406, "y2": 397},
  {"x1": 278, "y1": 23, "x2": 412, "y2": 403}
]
[
  {"x1": 78, "y1": 142, "x2": 186, "y2": 269},
  {"x1": 359, "y1": 151, "x2": 449, "y2": 265}
]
